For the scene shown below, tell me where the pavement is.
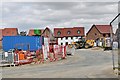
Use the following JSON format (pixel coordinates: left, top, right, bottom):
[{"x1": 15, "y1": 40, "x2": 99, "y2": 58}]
[{"x1": 1, "y1": 48, "x2": 119, "y2": 78}]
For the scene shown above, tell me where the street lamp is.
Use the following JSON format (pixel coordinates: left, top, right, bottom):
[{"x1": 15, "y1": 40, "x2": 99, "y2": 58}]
[
  {"x1": 118, "y1": 22, "x2": 120, "y2": 75},
  {"x1": 110, "y1": 13, "x2": 120, "y2": 75}
]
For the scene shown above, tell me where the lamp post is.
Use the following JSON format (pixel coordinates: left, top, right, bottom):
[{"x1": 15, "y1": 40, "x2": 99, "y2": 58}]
[
  {"x1": 118, "y1": 1, "x2": 120, "y2": 76},
  {"x1": 110, "y1": 12, "x2": 120, "y2": 75},
  {"x1": 118, "y1": 22, "x2": 120, "y2": 76}
]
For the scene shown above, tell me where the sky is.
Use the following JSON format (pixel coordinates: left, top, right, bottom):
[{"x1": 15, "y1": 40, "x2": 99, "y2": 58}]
[{"x1": 0, "y1": 0, "x2": 119, "y2": 34}]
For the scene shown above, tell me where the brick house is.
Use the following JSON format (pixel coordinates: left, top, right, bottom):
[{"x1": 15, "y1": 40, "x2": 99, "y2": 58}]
[
  {"x1": 28, "y1": 29, "x2": 44, "y2": 36},
  {"x1": 54, "y1": 27, "x2": 85, "y2": 46},
  {"x1": 2, "y1": 28, "x2": 18, "y2": 36},
  {"x1": 86, "y1": 25, "x2": 113, "y2": 40},
  {"x1": 86, "y1": 25, "x2": 113, "y2": 46},
  {"x1": 41, "y1": 27, "x2": 56, "y2": 45},
  {"x1": 0, "y1": 28, "x2": 18, "y2": 49},
  {"x1": 28, "y1": 27, "x2": 56, "y2": 44},
  {"x1": 0, "y1": 29, "x2": 3, "y2": 49}
]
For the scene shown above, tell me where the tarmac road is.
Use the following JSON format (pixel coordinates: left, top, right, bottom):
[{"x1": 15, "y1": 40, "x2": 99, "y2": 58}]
[{"x1": 1, "y1": 48, "x2": 119, "y2": 78}]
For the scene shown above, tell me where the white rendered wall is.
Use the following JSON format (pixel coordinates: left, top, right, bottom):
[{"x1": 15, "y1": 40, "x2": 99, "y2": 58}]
[{"x1": 58, "y1": 36, "x2": 82, "y2": 46}]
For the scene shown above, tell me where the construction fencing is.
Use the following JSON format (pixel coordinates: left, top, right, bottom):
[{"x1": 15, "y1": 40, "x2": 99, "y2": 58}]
[
  {"x1": 45, "y1": 45, "x2": 66, "y2": 62},
  {"x1": 1, "y1": 45, "x2": 67, "y2": 66}
]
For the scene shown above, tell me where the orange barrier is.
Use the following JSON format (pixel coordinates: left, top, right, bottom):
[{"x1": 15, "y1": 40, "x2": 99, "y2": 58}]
[
  {"x1": 18, "y1": 51, "x2": 25, "y2": 60},
  {"x1": 19, "y1": 53, "x2": 25, "y2": 60}
]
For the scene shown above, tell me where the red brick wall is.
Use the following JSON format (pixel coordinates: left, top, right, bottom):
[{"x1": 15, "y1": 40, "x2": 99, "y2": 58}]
[
  {"x1": 28, "y1": 29, "x2": 35, "y2": 36},
  {"x1": 0, "y1": 29, "x2": 2, "y2": 40},
  {"x1": 28, "y1": 29, "x2": 44, "y2": 36},
  {"x1": 73, "y1": 27, "x2": 84, "y2": 36},
  {"x1": 86, "y1": 26, "x2": 103, "y2": 40},
  {"x1": 54, "y1": 28, "x2": 64, "y2": 37},
  {"x1": 0, "y1": 41, "x2": 2, "y2": 49},
  {"x1": 64, "y1": 28, "x2": 74, "y2": 37},
  {"x1": 54, "y1": 27, "x2": 84, "y2": 37},
  {"x1": 2, "y1": 28, "x2": 18, "y2": 36}
]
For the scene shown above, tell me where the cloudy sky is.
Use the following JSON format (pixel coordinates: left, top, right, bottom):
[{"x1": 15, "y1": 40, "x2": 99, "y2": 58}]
[{"x1": 0, "y1": 0, "x2": 119, "y2": 34}]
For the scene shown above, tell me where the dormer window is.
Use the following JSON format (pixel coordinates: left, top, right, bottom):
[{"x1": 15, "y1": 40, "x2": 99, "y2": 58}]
[
  {"x1": 67, "y1": 31, "x2": 71, "y2": 35},
  {"x1": 57, "y1": 31, "x2": 61, "y2": 35},
  {"x1": 77, "y1": 30, "x2": 81, "y2": 34}
]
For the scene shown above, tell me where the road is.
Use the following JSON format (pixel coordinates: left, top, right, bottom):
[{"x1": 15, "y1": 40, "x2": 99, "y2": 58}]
[{"x1": 1, "y1": 48, "x2": 119, "y2": 78}]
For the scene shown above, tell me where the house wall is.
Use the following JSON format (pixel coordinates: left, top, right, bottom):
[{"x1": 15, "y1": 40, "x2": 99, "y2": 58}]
[
  {"x1": 54, "y1": 27, "x2": 84, "y2": 38},
  {"x1": 55, "y1": 27, "x2": 84, "y2": 46},
  {"x1": 28, "y1": 30, "x2": 35, "y2": 36},
  {"x1": 2, "y1": 28, "x2": 18, "y2": 36},
  {"x1": 0, "y1": 41, "x2": 2, "y2": 49},
  {"x1": 86, "y1": 26, "x2": 103, "y2": 40},
  {"x1": 0, "y1": 29, "x2": 2, "y2": 40},
  {"x1": 0, "y1": 29, "x2": 2, "y2": 48},
  {"x1": 54, "y1": 28, "x2": 64, "y2": 37}
]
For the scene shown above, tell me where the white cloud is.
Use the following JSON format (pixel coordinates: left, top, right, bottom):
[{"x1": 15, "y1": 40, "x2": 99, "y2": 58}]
[
  {"x1": 1, "y1": 2, "x2": 119, "y2": 34},
  {"x1": 1, "y1": 0, "x2": 120, "y2": 2}
]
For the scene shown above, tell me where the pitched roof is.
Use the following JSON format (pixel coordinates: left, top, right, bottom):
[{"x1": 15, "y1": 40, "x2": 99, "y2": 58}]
[
  {"x1": 95, "y1": 25, "x2": 112, "y2": 33},
  {"x1": 54, "y1": 27, "x2": 84, "y2": 37},
  {"x1": 41, "y1": 27, "x2": 55, "y2": 41}
]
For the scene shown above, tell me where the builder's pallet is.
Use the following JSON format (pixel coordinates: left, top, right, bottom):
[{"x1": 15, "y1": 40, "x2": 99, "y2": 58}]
[{"x1": 0, "y1": 63, "x2": 16, "y2": 67}]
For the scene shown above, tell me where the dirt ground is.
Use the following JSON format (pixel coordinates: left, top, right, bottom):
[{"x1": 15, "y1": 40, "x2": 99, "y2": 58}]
[{"x1": 1, "y1": 48, "x2": 119, "y2": 78}]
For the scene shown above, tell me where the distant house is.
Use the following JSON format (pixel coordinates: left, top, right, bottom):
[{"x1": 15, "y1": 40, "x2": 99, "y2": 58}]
[
  {"x1": 28, "y1": 29, "x2": 44, "y2": 36},
  {"x1": 41, "y1": 27, "x2": 56, "y2": 45},
  {"x1": 0, "y1": 29, "x2": 3, "y2": 49},
  {"x1": 2, "y1": 28, "x2": 18, "y2": 36},
  {"x1": 86, "y1": 25, "x2": 113, "y2": 46},
  {"x1": 0, "y1": 28, "x2": 18, "y2": 49},
  {"x1": 86, "y1": 25, "x2": 113, "y2": 40},
  {"x1": 54, "y1": 27, "x2": 85, "y2": 46},
  {"x1": 28, "y1": 27, "x2": 56, "y2": 45}
]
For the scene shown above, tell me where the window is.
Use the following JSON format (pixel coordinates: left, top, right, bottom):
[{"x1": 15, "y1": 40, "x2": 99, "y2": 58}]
[
  {"x1": 57, "y1": 31, "x2": 61, "y2": 35},
  {"x1": 71, "y1": 37, "x2": 73, "y2": 39},
  {"x1": 95, "y1": 33, "x2": 97, "y2": 35},
  {"x1": 61, "y1": 37, "x2": 63, "y2": 40},
  {"x1": 67, "y1": 31, "x2": 71, "y2": 35},
  {"x1": 103, "y1": 34, "x2": 106, "y2": 37},
  {"x1": 12, "y1": 32, "x2": 14, "y2": 35},
  {"x1": 77, "y1": 30, "x2": 81, "y2": 34},
  {"x1": 61, "y1": 43, "x2": 63, "y2": 45}
]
